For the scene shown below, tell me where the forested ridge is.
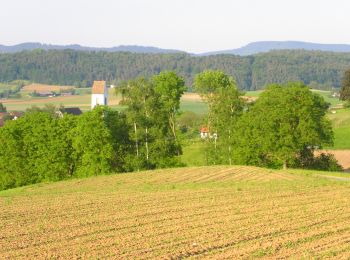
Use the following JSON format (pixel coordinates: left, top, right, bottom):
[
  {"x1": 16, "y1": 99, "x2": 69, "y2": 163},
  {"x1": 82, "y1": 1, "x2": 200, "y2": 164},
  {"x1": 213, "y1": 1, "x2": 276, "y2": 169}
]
[{"x1": 0, "y1": 49, "x2": 350, "y2": 90}]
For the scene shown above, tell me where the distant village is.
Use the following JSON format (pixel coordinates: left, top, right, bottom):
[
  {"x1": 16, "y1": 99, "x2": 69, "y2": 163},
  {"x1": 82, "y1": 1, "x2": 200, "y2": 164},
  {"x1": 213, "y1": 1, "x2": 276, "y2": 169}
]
[{"x1": 0, "y1": 80, "x2": 108, "y2": 127}]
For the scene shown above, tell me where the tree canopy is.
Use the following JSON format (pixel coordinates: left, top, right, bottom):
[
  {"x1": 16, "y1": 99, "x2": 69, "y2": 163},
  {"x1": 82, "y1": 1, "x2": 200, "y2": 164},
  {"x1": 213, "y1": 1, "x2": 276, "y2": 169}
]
[
  {"x1": 194, "y1": 70, "x2": 245, "y2": 165},
  {"x1": 340, "y1": 69, "x2": 350, "y2": 101},
  {"x1": 233, "y1": 83, "x2": 334, "y2": 169}
]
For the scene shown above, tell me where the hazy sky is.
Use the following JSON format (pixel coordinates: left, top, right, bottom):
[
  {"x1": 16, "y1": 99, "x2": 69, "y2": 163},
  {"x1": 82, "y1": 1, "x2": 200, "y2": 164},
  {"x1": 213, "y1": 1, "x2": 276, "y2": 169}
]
[{"x1": 1, "y1": 0, "x2": 349, "y2": 53}]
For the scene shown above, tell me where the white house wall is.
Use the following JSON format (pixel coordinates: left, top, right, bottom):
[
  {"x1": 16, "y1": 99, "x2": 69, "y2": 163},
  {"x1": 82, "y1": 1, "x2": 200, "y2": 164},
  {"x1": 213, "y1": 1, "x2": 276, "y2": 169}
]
[{"x1": 91, "y1": 93, "x2": 107, "y2": 108}]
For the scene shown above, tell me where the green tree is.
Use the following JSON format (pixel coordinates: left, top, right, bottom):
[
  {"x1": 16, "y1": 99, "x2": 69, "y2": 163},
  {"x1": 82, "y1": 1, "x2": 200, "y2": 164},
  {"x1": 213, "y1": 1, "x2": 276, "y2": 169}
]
[
  {"x1": 0, "y1": 111, "x2": 78, "y2": 190},
  {"x1": 103, "y1": 107, "x2": 132, "y2": 172},
  {"x1": 118, "y1": 73, "x2": 184, "y2": 170},
  {"x1": 194, "y1": 70, "x2": 245, "y2": 165},
  {"x1": 340, "y1": 69, "x2": 350, "y2": 101},
  {"x1": 71, "y1": 106, "x2": 114, "y2": 177},
  {"x1": 0, "y1": 120, "x2": 28, "y2": 190},
  {"x1": 234, "y1": 82, "x2": 333, "y2": 169},
  {"x1": 0, "y1": 103, "x2": 6, "y2": 112},
  {"x1": 152, "y1": 71, "x2": 185, "y2": 155},
  {"x1": 194, "y1": 70, "x2": 235, "y2": 131},
  {"x1": 118, "y1": 77, "x2": 155, "y2": 170}
]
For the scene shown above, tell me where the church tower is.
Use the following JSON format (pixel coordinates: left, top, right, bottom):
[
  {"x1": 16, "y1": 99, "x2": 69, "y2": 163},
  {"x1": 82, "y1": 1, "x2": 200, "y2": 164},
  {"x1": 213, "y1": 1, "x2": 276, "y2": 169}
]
[{"x1": 91, "y1": 80, "x2": 108, "y2": 109}]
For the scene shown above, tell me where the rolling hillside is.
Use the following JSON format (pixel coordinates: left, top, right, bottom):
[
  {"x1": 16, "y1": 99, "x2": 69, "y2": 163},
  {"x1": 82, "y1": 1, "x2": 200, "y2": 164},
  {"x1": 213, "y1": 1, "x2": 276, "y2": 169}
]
[
  {"x1": 203, "y1": 41, "x2": 350, "y2": 56},
  {"x1": 1, "y1": 166, "x2": 350, "y2": 258},
  {"x1": 2, "y1": 41, "x2": 350, "y2": 56},
  {"x1": 0, "y1": 42, "x2": 183, "y2": 54}
]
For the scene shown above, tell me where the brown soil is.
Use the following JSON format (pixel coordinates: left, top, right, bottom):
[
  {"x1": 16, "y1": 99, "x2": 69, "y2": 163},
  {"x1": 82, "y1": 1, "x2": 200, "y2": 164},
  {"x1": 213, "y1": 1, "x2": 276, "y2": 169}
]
[
  {"x1": 181, "y1": 93, "x2": 202, "y2": 101},
  {"x1": 316, "y1": 150, "x2": 350, "y2": 170},
  {"x1": 22, "y1": 83, "x2": 75, "y2": 92},
  {"x1": 1, "y1": 166, "x2": 349, "y2": 258}
]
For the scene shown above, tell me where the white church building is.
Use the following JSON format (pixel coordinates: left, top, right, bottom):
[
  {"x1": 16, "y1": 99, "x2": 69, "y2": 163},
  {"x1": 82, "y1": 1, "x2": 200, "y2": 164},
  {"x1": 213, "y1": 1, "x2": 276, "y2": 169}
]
[{"x1": 91, "y1": 80, "x2": 108, "y2": 109}]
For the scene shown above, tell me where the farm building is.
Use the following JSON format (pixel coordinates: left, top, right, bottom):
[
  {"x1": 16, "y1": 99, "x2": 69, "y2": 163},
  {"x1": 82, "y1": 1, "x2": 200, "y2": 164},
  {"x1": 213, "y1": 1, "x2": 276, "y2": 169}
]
[
  {"x1": 10, "y1": 111, "x2": 24, "y2": 120},
  {"x1": 56, "y1": 107, "x2": 82, "y2": 118},
  {"x1": 0, "y1": 111, "x2": 24, "y2": 127},
  {"x1": 200, "y1": 126, "x2": 209, "y2": 139},
  {"x1": 91, "y1": 80, "x2": 108, "y2": 109},
  {"x1": 34, "y1": 91, "x2": 55, "y2": 97},
  {"x1": 200, "y1": 126, "x2": 218, "y2": 140}
]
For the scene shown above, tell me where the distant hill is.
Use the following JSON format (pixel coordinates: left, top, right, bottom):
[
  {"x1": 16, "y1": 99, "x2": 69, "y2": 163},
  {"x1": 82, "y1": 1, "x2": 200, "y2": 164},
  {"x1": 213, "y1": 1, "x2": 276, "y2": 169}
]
[
  {"x1": 201, "y1": 41, "x2": 350, "y2": 56},
  {"x1": 2, "y1": 41, "x2": 350, "y2": 56},
  {"x1": 0, "y1": 42, "x2": 183, "y2": 54},
  {"x1": 1, "y1": 49, "x2": 350, "y2": 90}
]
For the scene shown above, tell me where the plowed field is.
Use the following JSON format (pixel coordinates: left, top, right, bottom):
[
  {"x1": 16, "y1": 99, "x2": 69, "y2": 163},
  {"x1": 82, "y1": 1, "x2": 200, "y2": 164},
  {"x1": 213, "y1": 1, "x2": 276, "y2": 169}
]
[
  {"x1": 22, "y1": 83, "x2": 75, "y2": 93},
  {"x1": 1, "y1": 166, "x2": 350, "y2": 259}
]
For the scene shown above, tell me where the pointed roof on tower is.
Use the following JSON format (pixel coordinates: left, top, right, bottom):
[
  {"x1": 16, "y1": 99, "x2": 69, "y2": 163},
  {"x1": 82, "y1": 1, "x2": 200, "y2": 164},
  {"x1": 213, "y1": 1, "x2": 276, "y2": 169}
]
[{"x1": 92, "y1": 81, "x2": 106, "y2": 94}]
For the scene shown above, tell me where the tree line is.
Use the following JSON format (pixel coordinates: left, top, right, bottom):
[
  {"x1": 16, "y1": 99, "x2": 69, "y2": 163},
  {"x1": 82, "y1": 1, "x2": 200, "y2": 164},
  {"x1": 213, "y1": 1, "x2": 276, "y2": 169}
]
[
  {"x1": 0, "y1": 70, "x2": 343, "y2": 191},
  {"x1": 1, "y1": 49, "x2": 350, "y2": 90},
  {"x1": 194, "y1": 70, "x2": 342, "y2": 171},
  {"x1": 0, "y1": 71, "x2": 185, "y2": 190}
]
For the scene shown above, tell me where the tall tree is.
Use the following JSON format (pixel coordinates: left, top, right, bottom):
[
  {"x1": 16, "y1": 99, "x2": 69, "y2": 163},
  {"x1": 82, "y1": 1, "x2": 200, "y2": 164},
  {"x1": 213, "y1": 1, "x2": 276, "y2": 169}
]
[
  {"x1": 234, "y1": 82, "x2": 333, "y2": 169},
  {"x1": 340, "y1": 69, "x2": 350, "y2": 101},
  {"x1": 118, "y1": 77, "x2": 156, "y2": 170},
  {"x1": 0, "y1": 103, "x2": 6, "y2": 112},
  {"x1": 71, "y1": 106, "x2": 114, "y2": 177},
  {"x1": 152, "y1": 71, "x2": 185, "y2": 155},
  {"x1": 194, "y1": 70, "x2": 245, "y2": 165},
  {"x1": 118, "y1": 73, "x2": 184, "y2": 170}
]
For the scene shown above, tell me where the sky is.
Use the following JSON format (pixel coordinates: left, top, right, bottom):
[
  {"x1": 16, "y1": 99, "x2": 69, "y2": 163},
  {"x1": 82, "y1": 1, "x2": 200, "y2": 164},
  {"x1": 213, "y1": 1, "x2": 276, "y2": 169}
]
[{"x1": 1, "y1": 0, "x2": 349, "y2": 53}]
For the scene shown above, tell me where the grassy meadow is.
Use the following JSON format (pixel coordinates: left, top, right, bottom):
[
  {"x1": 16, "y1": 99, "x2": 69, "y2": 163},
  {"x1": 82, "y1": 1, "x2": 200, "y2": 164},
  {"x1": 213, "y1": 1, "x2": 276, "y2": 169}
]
[
  {"x1": 1, "y1": 166, "x2": 350, "y2": 258},
  {"x1": 328, "y1": 109, "x2": 350, "y2": 149}
]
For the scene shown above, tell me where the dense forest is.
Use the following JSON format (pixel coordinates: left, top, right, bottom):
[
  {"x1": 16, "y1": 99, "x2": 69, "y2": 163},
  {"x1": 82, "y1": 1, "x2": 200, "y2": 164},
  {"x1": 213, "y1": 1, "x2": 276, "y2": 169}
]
[{"x1": 0, "y1": 49, "x2": 350, "y2": 90}]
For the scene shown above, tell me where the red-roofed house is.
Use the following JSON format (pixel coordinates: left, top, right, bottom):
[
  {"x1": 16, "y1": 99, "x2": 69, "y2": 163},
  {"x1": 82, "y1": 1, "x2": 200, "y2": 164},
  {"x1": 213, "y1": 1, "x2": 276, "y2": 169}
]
[{"x1": 200, "y1": 126, "x2": 209, "y2": 139}]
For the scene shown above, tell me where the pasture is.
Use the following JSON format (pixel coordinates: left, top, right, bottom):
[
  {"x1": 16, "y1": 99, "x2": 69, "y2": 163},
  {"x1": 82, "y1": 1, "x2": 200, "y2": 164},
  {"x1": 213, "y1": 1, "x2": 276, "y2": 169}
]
[
  {"x1": 0, "y1": 84, "x2": 341, "y2": 114},
  {"x1": 328, "y1": 109, "x2": 350, "y2": 150},
  {"x1": 1, "y1": 88, "x2": 121, "y2": 112},
  {"x1": 1, "y1": 166, "x2": 350, "y2": 258},
  {"x1": 1, "y1": 85, "x2": 208, "y2": 113}
]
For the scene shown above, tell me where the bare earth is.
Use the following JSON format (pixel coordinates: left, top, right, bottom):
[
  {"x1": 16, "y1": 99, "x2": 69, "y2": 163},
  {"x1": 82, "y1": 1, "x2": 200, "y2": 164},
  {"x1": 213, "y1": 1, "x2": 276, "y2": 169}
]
[
  {"x1": 1, "y1": 166, "x2": 350, "y2": 258},
  {"x1": 181, "y1": 92, "x2": 202, "y2": 101},
  {"x1": 317, "y1": 150, "x2": 350, "y2": 170},
  {"x1": 22, "y1": 83, "x2": 75, "y2": 92}
]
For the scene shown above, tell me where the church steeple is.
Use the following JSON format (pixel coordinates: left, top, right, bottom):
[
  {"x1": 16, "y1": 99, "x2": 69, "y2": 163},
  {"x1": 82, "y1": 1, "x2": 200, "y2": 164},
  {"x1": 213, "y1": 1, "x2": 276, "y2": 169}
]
[{"x1": 91, "y1": 80, "x2": 108, "y2": 109}]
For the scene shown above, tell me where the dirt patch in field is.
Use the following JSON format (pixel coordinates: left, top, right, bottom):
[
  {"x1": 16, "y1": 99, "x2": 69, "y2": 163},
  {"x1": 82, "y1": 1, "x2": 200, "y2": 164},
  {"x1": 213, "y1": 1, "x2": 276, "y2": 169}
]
[
  {"x1": 22, "y1": 83, "x2": 75, "y2": 92},
  {"x1": 181, "y1": 93, "x2": 202, "y2": 101},
  {"x1": 1, "y1": 95, "x2": 83, "y2": 104},
  {"x1": 242, "y1": 96, "x2": 258, "y2": 102},
  {"x1": 181, "y1": 93, "x2": 258, "y2": 102},
  {"x1": 316, "y1": 150, "x2": 350, "y2": 170}
]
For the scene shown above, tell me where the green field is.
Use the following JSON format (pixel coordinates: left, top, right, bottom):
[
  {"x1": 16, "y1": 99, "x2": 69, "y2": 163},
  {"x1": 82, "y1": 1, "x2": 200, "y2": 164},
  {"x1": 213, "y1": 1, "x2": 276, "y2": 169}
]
[
  {"x1": 181, "y1": 140, "x2": 207, "y2": 166},
  {"x1": 1, "y1": 88, "x2": 341, "y2": 112},
  {"x1": 1, "y1": 166, "x2": 350, "y2": 258},
  {"x1": 244, "y1": 90, "x2": 263, "y2": 97},
  {"x1": 2, "y1": 89, "x2": 208, "y2": 113},
  {"x1": 311, "y1": 90, "x2": 343, "y2": 107},
  {"x1": 328, "y1": 109, "x2": 350, "y2": 149}
]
